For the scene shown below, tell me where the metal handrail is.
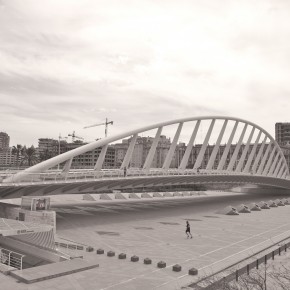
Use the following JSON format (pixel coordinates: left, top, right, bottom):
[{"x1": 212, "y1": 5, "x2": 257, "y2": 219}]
[
  {"x1": 0, "y1": 247, "x2": 25, "y2": 270},
  {"x1": 0, "y1": 167, "x2": 281, "y2": 186}
]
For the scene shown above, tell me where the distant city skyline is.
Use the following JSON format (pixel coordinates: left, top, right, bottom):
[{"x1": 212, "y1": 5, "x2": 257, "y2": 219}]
[
  {"x1": 1, "y1": 0, "x2": 290, "y2": 146},
  {"x1": 1, "y1": 118, "x2": 288, "y2": 148}
]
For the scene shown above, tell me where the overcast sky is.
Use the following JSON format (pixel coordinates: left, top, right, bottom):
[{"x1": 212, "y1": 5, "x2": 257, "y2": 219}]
[{"x1": 0, "y1": 0, "x2": 289, "y2": 146}]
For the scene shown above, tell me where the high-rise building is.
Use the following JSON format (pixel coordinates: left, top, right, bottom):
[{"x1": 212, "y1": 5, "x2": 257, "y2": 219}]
[
  {"x1": 114, "y1": 135, "x2": 171, "y2": 168},
  {"x1": 0, "y1": 132, "x2": 10, "y2": 150},
  {"x1": 275, "y1": 123, "x2": 290, "y2": 170},
  {"x1": 0, "y1": 149, "x2": 17, "y2": 167},
  {"x1": 275, "y1": 123, "x2": 290, "y2": 147},
  {"x1": 38, "y1": 138, "x2": 115, "y2": 169}
]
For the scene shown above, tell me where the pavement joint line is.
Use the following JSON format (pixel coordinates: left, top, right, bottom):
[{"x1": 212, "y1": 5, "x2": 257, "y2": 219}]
[
  {"x1": 181, "y1": 222, "x2": 290, "y2": 264},
  {"x1": 136, "y1": 231, "x2": 169, "y2": 244},
  {"x1": 155, "y1": 228, "x2": 290, "y2": 289},
  {"x1": 197, "y1": 230, "x2": 290, "y2": 272},
  {"x1": 100, "y1": 256, "x2": 187, "y2": 290},
  {"x1": 99, "y1": 268, "x2": 169, "y2": 290}
]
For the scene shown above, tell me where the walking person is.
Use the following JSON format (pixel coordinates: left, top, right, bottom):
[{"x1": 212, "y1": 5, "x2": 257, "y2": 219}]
[
  {"x1": 124, "y1": 167, "x2": 127, "y2": 177},
  {"x1": 185, "y1": 221, "x2": 192, "y2": 239}
]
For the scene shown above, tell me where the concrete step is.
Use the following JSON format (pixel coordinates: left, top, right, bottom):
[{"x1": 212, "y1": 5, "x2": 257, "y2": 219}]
[{"x1": 10, "y1": 258, "x2": 99, "y2": 284}]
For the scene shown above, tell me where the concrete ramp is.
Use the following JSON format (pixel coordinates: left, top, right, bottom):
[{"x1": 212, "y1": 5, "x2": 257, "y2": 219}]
[
  {"x1": 237, "y1": 204, "x2": 251, "y2": 213},
  {"x1": 100, "y1": 194, "x2": 112, "y2": 200},
  {"x1": 115, "y1": 193, "x2": 127, "y2": 200},
  {"x1": 258, "y1": 201, "x2": 270, "y2": 209},
  {"x1": 217, "y1": 206, "x2": 239, "y2": 215},
  {"x1": 129, "y1": 193, "x2": 140, "y2": 199},
  {"x1": 153, "y1": 192, "x2": 163, "y2": 198},
  {"x1": 10, "y1": 258, "x2": 99, "y2": 284},
  {"x1": 82, "y1": 194, "x2": 95, "y2": 201},
  {"x1": 141, "y1": 192, "x2": 152, "y2": 198},
  {"x1": 268, "y1": 200, "x2": 278, "y2": 207},
  {"x1": 248, "y1": 203, "x2": 261, "y2": 211},
  {"x1": 274, "y1": 199, "x2": 285, "y2": 206}
]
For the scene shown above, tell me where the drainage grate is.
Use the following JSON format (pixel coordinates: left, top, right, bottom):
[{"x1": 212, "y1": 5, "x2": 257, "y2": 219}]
[
  {"x1": 134, "y1": 227, "x2": 154, "y2": 230},
  {"x1": 159, "y1": 222, "x2": 180, "y2": 225},
  {"x1": 96, "y1": 231, "x2": 120, "y2": 236}
]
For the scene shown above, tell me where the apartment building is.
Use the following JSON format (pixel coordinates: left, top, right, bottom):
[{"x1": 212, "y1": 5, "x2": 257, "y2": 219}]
[{"x1": 0, "y1": 132, "x2": 10, "y2": 150}]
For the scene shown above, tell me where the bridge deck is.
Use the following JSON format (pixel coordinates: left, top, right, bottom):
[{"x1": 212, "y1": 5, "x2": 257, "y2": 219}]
[{"x1": 0, "y1": 172, "x2": 290, "y2": 198}]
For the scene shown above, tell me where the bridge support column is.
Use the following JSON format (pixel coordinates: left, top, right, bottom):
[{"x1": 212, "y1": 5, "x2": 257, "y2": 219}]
[
  {"x1": 268, "y1": 152, "x2": 280, "y2": 176},
  {"x1": 94, "y1": 145, "x2": 108, "y2": 171},
  {"x1": 251, "y1": 136, "x2": 267, "y2": 174},
  {"x1": 243, "y1": 131, "x2": 262, "y2": 173},
  {"x1": 236, "y1": 126, "x2": 255, "y2": 172},
  {"x1": 121, "y1": 134, "x2": 138, "y2": 170},
  {"x1": 257, "y1": 142, "x2": 272, "y2": 175},
  {"x1": 277, "y1": 164, "x2": 285, "y2": 178},
  {"x1": 281, "y1": 170, "x2": 287, "y2": 179},
  {"x1": 61, "y1": 158, "x2": 73, "y2": 179},
  {"x1": 179, "y1": 120, "x2": 200, "y2": 171},
  {"x1": 163, "y1": 123, "x2": 183, "y2": 170},
  {"x1": 263, "y1": 148, "x2": 276, "y2": 175},
  {"x1": 227, "y1": 123, "x2": 248, "y2": 171},
  {"x1": 273, "y1": 158, "x2": 283, "y2": 177},
  {"x1": 193, "y1": 119, "x2": 215, "y2": 170},
  {"x1": 206, "y1": 120, "x2": 228, "y2": 170},
  {"x1": 143, "y1": 127, "x2": 163, "y2": 171},
  {"x1": 217, "y1": 121, "x2": 238, "y2": 170}
]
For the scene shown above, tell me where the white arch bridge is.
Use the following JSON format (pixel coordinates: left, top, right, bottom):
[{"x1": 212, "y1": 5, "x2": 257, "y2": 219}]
[{"x1": 1, "y1": 116, "x2": 290, "y2": 198}]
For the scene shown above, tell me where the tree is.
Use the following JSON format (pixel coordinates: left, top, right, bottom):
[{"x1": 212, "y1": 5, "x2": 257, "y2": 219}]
[
  {"x1": 20, "y1": 145, "x2": 38, "y2": 167},
  {"x1": 39, "y1": 147, "x2": 53, "y2": 162},
  {"x1": 11, "y1": 144, "x2": 23, "y2": 168}
]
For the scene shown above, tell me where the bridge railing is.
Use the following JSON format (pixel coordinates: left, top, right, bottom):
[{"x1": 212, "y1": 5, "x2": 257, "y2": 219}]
[{"x1": 0, "y1": 168, "x2": 258, "y2": 186}]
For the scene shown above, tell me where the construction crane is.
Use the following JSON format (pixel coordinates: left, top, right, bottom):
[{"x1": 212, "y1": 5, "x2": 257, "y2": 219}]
[
  {"x1": 68, "y1": 131, "x2": 84, "y2": 142},
  {"x1": 84, "y1": 118, "x2": 113, "y2": 138}
]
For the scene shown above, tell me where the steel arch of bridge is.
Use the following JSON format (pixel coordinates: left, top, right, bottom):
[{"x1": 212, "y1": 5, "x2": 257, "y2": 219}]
[{"x1": 3, "y1": 116, "x2": 289, "y2": 184}]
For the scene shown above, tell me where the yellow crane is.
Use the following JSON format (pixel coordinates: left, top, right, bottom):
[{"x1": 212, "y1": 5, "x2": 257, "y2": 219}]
[{"x1": 84, "y1": 118, "x2": 113, "y2": 138}]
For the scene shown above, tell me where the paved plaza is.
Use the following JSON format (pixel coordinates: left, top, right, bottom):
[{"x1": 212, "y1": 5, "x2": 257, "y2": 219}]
[{"x1": 1, "y1": 191, "x2": 290, "y2": 289}]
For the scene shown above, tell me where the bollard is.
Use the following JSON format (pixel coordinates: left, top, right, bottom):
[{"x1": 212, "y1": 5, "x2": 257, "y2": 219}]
[
  {"x1": 96, "y1": 249, "x2": 104, "y2": 255},
  {"x1": 272, "y1": 251, "x2": 274, "y2": 260},
  {"x1": 144, "y1": 258, "x2": 152, "y2": 265},
  {"x1": 256, "y1": 259, "x2": 259, "y2": 269},
  {"x1": 118, "y1": 253, "x2": 126, "y2": 259},
  {"x1": 172, "y1": 264, "x2": 182, "y2": 272},
  {"x1": 247, "y1": 264, "x2": 250, "y2": 275},
  {"x1": 107, "y1": 251, "x2": 115, "y2": 257},
  {"x1": 157, "y1": 261, "x2": 166, "y2": 268},
  {"x1": 86, "y1": 246, "x2": 94, "y2": 252},
  {"x1": 279, "y1": 247, "x2": 281, "y2": 256},
  {"x1": 131, "y1": 255, "x2": 139, "y2": 262},
  {"x1": 188, "y1": 267, "x2": 198, "y2": 275},
  {"x1": 236, "y1": 270, "x2": 239, "y2": 282}
]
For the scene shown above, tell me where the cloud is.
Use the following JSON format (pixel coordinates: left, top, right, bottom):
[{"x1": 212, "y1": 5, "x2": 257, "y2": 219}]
[{"x1": 0, "y1": 0, "x2": 290, "y2": 146}]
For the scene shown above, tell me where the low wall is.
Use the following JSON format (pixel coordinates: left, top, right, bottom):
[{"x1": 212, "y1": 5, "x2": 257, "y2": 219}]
[
  {"x1": 0, "y1": 203, "x2": 56, "y2": 232},
  {"x1": 0, "y1": 236, "x2": 64, "y2": 263}
]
